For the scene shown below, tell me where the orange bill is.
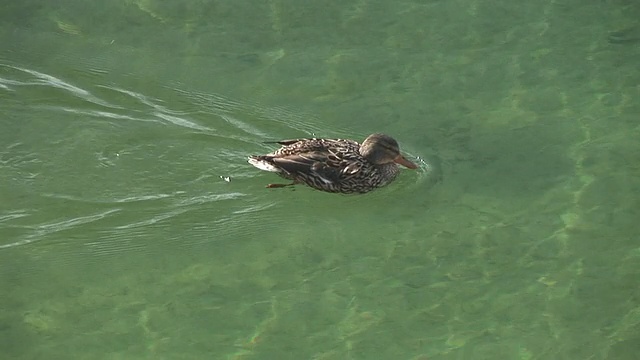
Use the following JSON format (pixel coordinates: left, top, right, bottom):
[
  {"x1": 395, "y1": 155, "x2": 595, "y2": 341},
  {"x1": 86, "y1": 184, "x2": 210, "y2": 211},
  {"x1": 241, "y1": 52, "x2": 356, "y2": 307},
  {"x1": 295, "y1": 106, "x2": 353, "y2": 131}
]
[{"x1": 394, "y1": 155, "x2": 418, "y2": 169}]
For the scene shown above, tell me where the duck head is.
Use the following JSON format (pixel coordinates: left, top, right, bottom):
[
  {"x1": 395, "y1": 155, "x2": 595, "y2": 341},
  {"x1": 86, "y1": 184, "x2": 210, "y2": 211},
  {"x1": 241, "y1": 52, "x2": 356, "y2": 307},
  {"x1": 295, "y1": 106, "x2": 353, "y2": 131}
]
[{"x1": 359, "y1": 133, "x2": 418, "y2": 169}]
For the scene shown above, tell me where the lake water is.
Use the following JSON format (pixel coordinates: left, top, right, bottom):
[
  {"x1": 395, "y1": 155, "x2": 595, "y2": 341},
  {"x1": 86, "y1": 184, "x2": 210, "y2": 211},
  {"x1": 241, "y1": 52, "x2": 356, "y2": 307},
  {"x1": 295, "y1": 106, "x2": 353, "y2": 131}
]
[{"x1": 1, "y1": 1, "x2": 639, "y2": 359}]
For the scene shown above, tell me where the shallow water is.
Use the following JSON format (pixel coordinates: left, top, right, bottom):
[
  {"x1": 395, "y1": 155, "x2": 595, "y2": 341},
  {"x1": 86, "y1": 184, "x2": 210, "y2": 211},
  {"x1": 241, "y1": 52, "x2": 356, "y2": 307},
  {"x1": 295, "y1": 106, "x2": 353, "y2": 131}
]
[{"x1": 1, "y1": 1, "x2": 640, "y2": 359}]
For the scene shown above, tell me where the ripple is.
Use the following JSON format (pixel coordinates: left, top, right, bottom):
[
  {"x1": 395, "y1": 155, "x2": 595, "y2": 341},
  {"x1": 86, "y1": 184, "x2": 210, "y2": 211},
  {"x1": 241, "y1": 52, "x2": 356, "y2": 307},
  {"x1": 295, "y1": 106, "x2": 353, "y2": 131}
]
[
  {"x1": 112, "y1": 207, "x2": 191, "y2": 230},
  {"x1": 0, "y1": 209, "x2": 121, "y2": 249},
  {"x1": 168, "y1": 86, "x2": 354, "y2": 139},
  {"x1": 153, "y1": 111, "x2": 214, "y2": 132},
  {"x1": 0, "y1": 210, "x2": 30, "y2": 223},
  {"x1": 0, "y1": 64, "x2": 118, "y2": 108},
  {"x1": 412, "y1": 152, "x2": 443, "y2": 187},
  {"x1": 41, "y1": 192, "x2": 177, "y2": 204},
  {"x1": 0, "y1": 62, "x2": 430, "y2": 258}
]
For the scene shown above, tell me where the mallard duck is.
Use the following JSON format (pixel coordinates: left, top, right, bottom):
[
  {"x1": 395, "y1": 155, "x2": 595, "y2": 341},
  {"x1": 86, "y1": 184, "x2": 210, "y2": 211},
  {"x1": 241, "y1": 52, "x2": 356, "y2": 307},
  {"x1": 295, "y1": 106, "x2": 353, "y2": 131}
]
[{"x1": 248, "y1": 133, "x2": 417, "y2": 194}]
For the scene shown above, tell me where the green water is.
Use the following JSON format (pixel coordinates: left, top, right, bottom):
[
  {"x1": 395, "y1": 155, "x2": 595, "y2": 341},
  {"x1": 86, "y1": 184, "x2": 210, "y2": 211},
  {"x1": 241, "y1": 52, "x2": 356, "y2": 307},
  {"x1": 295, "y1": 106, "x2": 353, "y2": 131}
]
[{"x1": 1, "y1": 0, "x2": 639, "y2": 359}]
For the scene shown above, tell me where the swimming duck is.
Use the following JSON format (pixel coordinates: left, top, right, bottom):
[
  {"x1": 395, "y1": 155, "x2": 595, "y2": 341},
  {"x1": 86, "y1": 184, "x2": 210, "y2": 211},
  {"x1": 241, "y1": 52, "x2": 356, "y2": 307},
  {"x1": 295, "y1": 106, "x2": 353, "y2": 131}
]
[{"x1": 248, "y1": 133, "x2": 417, "y2": 194}]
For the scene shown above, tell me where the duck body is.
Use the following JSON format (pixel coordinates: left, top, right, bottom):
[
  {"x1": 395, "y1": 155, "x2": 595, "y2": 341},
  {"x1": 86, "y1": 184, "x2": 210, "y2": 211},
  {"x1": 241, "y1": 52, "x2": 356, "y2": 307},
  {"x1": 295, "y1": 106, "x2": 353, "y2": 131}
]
[{"x1": 248, "y1": 133, "x2": 417, "y2": 194}]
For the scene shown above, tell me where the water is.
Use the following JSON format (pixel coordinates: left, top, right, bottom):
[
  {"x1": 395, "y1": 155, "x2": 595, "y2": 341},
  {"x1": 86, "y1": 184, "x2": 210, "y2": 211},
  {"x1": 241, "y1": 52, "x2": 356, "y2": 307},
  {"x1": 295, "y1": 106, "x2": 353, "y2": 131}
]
[{"x1": 1, "y1": 0, "x2": 639, "y2": 359}]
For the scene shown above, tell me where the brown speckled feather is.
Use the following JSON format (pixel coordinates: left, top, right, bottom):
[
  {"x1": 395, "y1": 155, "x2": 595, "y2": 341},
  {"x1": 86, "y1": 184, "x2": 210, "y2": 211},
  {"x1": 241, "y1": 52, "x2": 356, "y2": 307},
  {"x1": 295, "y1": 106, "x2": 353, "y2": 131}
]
[{"x1": 248, "y1": 134, "x2": 413, "y2": 194}]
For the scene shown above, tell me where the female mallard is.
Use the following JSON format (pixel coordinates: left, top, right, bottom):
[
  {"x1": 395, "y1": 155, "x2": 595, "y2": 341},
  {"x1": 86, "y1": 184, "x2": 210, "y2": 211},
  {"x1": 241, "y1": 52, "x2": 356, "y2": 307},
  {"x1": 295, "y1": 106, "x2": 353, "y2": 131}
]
[{"x1": 248, "y1": 133, "x2": 417, "y2": 194}]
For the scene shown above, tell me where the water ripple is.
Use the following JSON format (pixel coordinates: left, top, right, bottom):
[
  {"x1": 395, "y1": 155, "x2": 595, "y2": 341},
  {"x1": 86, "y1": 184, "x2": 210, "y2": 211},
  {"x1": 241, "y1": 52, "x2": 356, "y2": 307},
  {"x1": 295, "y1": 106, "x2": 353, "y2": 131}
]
[
  {"x1": 41, "y1": 192, "x2": 177, "y2": 204},
  {"x1": 0, "y1": 64, "x2": 118, "y2": 108},
  {"x1": 0, "y1": 209, "x2": 122, "y2": 249},
  {"x1": 0, "y1": 61, "x2": 418, "y2": 256}
]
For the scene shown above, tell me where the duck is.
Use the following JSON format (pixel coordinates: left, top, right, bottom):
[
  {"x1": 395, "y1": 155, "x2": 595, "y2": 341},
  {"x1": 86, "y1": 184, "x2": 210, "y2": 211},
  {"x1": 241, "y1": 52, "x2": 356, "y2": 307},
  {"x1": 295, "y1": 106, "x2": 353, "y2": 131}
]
[{"x1": 248, "y1": 133, "x2": 417, "y2": 194}]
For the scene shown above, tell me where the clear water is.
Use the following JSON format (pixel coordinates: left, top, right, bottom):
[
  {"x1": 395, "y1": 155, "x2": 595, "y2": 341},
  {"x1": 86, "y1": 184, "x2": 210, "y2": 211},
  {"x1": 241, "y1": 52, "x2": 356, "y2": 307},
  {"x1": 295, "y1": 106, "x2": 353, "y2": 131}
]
[{"x1": 1, "y1": 1, "x2": 639, "y2": 359}]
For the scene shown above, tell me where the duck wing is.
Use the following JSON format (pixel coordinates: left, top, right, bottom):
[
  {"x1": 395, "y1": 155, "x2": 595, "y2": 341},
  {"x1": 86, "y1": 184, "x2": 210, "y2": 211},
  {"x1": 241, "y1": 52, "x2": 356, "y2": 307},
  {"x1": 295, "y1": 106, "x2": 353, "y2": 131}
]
[
  {"x1": 271, "y1": 149, "x2": 343, "y2": 183},
  {"x1": 265, "y1": 138, "x2": 364, "y2": 184}
]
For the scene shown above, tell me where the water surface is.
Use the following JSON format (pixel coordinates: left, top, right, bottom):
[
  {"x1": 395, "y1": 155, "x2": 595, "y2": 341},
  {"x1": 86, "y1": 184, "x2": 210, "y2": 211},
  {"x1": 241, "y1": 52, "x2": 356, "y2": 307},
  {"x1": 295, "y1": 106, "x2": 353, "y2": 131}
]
[{"x1": 1, "y1": 0, "x2": 639, "y2": 359}]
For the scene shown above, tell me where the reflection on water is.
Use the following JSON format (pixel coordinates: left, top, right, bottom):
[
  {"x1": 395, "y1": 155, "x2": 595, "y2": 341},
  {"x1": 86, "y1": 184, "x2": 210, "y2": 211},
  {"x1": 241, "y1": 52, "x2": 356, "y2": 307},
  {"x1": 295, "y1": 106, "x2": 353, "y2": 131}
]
[{"x1": 2, "y1": 0, "x2": 640, "y2": 359}]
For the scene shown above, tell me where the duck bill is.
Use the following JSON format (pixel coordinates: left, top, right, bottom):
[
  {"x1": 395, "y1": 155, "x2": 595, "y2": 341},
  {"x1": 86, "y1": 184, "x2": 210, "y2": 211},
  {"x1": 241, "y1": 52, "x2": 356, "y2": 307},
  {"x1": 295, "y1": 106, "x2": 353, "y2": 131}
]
[{"x1": 394, "y1": 155, "x2": 418, "y2": 169}]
